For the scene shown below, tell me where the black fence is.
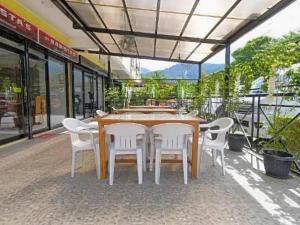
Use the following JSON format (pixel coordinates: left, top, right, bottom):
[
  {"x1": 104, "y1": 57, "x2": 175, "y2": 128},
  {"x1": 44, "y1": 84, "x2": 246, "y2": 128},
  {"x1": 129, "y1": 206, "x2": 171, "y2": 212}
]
[{"x1": 200, "y1": 90, "x2": 300, "y2": 174}]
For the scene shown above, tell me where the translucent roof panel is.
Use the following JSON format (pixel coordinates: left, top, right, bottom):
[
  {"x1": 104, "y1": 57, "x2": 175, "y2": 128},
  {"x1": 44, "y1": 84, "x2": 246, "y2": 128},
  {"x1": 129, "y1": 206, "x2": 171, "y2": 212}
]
[
  {"x1": 184, "y1": 15, "x2": 219, "y2": 38},
  {"x1": 113, "y1": 35, "x2": 137, "y2": 55},
  {"x1": 208, "y1": 18, "x2": 246, "y2": 40},
  {"x1": 160, "y1": 0, "x2": 196, "y2": 14},
  {"x1": 187, "y1": 43, "x2": 215, "y2": 61},
  {"x1": 135, "y1": 37, "x2": 154, "y2": 57},
  {"x1": 189, "y1": 52, "x2": 207, "y2": 62},
  {"x1": 126, "y1": 0, "x2": 157, "y2": 10},
  {"x1": 230, "y1": 0, "x2": 280, "y2": 20},
  {"x1": 95, "y1": 5, "x2": 129, "y2": 30},
  {"x1": 195, "y1": 0, "x2": 236, "y2": 17},
  {"x1": 96, "y1": 33, "x2": 115, "y2": 44},
  {"x1": 128, "y1": 9, "x2": 156, "y2": 33},
  {"x1": 68, "y1": 2, "x2": 104, "y2": 27},
  {"x1": 155, "y1": 39, "x2": 176, "y2": 58},
  {"x1": 171, "y1": 41, "x2": 198, "y2": 60},
  {"x1": 91, "y1": 0, "x2": 123, "y2": 7},
  {"x1": 158, "y1": 12, "x2": 187, "y2": 36},
  {"x1": 105, "y1": 43, "x2": 121, "y2": 53}
]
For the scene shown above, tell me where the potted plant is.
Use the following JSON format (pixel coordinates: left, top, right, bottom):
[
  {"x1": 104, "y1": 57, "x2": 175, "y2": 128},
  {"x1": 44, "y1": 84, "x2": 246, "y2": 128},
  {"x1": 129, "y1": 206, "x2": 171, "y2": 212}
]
[
  {"x1": 104, "y1": 87, "x2": 119, "y2": 113},
  {"x1": 262, "y1": 148, "x2": 293, "y2": 179}
]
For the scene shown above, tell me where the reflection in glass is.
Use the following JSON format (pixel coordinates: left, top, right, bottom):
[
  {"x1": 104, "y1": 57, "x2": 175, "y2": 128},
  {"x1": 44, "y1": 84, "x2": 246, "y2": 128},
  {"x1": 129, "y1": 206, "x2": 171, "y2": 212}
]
[
  {"x1": 29, "y1": 52, "x2": 47, "y2": 131},
  {"x1": 49, "y1": 57, "x2": 66, "y2": 127},
  {"x1": 93, "y1": 77, "x2": 97, "y2": 110},
  {"x1": 98, "y1": 77, "x2": 103, "y2": 110},
  {"x1": 73, "y1": 68, "x2": 83, "y2": 119},
  {"x1": 0, "y1": 48, "x2": 24, "y2": 142},
  {"x1": 84, "y1": 74, "x2": 93, "y2": 117}
]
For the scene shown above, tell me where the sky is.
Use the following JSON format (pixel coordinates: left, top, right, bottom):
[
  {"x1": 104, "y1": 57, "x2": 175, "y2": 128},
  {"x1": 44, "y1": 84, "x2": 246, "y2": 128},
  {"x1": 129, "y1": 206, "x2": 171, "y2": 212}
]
[{"x1": 140, "y1": 1, "x2": 300, "y2": 71}]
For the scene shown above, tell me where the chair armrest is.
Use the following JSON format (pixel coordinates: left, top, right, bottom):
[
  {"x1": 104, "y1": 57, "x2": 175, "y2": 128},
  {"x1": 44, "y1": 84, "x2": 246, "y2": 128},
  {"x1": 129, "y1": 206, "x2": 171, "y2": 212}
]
[{"x1": 207, "y1": 127, "x2": 229, "y2": 134}]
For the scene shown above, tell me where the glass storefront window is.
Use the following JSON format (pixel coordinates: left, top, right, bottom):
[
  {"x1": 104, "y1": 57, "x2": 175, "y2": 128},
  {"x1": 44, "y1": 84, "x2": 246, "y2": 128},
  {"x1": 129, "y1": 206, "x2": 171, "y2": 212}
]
[
  {"x1": 84, "y1": 73, "x2": 93, "y2": 117},
  {"x1": 98, "y1": 77, "x2": 103, "y2": 110},
  {"x1": 73, "y1": 68, "x2": 83, "y2": 119},
  {"x1": 29, "y1": 49, "x2": 48, "y2": 132},
  {"x1": 49, "y1": 57, "x2": 66, "y2": 128},
  {"x1": 0, "y1": 47, "x2": 24, "y2": 143},
  {"x1": 93, "y1": 77, "x2": 97, "y2": 110}
]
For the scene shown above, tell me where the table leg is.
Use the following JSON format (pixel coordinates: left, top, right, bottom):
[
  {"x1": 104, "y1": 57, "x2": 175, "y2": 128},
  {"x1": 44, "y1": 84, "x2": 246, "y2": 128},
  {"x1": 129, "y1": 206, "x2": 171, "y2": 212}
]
[
  {"x1": 99, "y1": 123, "x2": 107, "y2": 179},
  {"x1": 191, "y1": 123, "x2": 199, "y2": 179}
]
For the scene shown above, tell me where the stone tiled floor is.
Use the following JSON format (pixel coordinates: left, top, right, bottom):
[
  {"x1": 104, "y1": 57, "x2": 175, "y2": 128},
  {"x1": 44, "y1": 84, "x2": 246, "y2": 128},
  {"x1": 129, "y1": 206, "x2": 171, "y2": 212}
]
[{"x1": 0, "y1": 130, "x2": 299, "y2": 225}]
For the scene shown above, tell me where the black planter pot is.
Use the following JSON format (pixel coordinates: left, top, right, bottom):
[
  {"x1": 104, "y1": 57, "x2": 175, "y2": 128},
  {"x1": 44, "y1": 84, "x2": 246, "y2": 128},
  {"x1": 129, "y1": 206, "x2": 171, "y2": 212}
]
[
  {"x1": 263, "y1": 150, "x2": 293, "y2": 179},
  {"x1": 228, "y1": 133, "x2": 246, "y2": 152}
]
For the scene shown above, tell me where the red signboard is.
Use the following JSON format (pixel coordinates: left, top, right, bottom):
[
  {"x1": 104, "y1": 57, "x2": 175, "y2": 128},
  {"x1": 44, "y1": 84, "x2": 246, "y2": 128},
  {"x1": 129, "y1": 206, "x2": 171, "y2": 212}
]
[
  {"x1": 39, "y1": 30, "x2": 79, "y2": 62},
  {"x1": 0, "y1": 4, "x2": 38, "y2": 41},
  {"x1": 0, "y1": 3, "x2": 78, "y2": 63}
]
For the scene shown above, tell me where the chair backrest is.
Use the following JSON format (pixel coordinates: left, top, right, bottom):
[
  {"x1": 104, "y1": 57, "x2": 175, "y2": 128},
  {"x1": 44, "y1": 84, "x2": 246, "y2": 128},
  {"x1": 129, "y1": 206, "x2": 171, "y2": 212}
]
[
  {"x1": 151, "y1": 123, "x2": 194, "y2": 150},
  {"x1": 62, "y1": 118, "x2": 90, "y2": 143},
  {"x1": 207, "y1": 117, "x2": 234, "y2": 146},
  {"x1": 187, "y1": 110, "x2": 198, "y2": 117},
  {"x1": 96, "y1": 110, "x2": 107, "y2": 117},
  {"x1": 105, "y1": 123, "x2": 147, "y2": 150}
]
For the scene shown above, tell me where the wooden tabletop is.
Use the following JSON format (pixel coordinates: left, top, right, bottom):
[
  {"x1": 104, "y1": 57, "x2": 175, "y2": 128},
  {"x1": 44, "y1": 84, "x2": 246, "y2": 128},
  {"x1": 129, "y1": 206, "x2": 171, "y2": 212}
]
[
  {"x1": 116, "y1": 108, "x2": 178, "y2": 114},
  {"x1": 129, "y1": 105, "x2": 171, "y2": 109}
]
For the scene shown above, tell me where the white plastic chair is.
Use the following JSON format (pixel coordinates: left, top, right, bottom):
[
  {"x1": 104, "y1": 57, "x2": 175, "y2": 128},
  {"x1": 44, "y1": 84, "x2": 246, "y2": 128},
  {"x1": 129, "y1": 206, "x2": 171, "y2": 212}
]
[
  {"x1": 62, "y1": 118, "x2": 100, "y2": 178},
  {"x1": 105, "y1": 123, "x2": 147, "y2": 185},
  {"x1": 151, "y1": 123, "x2": 194, "y2": 184},
  {"x1": 96, "y1": 110, "x2": 108, "y2": 117},
  {"x1": 189, "y1": 117, "x2": 234, "y2": 176},
  {"x1": 187, "y1": 110, "x2": 198, "y2": 117}
]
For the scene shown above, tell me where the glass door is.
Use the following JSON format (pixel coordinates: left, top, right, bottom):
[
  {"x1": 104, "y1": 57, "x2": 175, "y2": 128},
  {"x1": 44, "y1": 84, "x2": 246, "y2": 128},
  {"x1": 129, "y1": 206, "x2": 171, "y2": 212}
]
[
  {"x1": 48, "y1": 57, "x2": 67, "y2": 128},
  {"x1": 73, "y1": 68, "x2": 84, "y2": 119},
  {"x1": 84, "y1": 73, "x2": 93, "y2": 118},
  {"x1": 0, "y1": 47, "x2": 25, "y2": 144},
  {"x1": 29, "y1": 49, "x2": 48, "y2": 132}
]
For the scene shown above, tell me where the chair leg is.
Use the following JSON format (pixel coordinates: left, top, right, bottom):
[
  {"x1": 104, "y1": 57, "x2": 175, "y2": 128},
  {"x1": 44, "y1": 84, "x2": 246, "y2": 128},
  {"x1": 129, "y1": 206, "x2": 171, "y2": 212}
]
[
  {"x1": 149, "y1": 136, "x2": 154, "y2": 172},
  {"x1": 220, "y1": 150, "x2": 225, "y2": 176},
  {"x1": 198, "y1": 145, "x2": 204, "y2": 175},
  {"x1": 212, "y1": 149, "x2": 216, "y2": 166},
  {"x1": 109, "y1": 150, "x2": 115, "y2": 185},
  {"x1": 142, "y1": 137, "x2": 147, "y2": 172},
  {"x1": 71, "y1": 151, "x2": 76, "y2": 178},
  {"x1": 94, "y1": 148, "x2": 100, "y2": 179},
  {"x1": 182, "y1": 148, "x2": 188, "y2": 184},
  {"x1": 136, "y1": 148, "x2": 143, "y2": 184},
  {"x1": 155, "y1": 148, "x2": 161, "y2": 184}
]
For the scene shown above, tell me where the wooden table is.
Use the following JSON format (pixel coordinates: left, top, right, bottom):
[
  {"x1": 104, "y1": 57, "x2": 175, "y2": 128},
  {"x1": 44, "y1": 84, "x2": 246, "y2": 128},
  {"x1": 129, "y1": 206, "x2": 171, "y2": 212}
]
[
  {"x1": 129, "y1": 105, "x2": 171, "y2": 109},
  {"x1": 97, "y1": 114, "x2": 204, "y2": 180},
  {"x1": 116, "y1": 108, "x2": 178, "y2": 114}
]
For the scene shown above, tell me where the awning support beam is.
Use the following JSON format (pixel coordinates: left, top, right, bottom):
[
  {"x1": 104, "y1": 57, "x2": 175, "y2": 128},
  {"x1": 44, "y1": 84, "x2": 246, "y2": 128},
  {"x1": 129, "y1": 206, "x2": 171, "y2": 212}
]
[
  {"x1": 72, "y1": 25, "x2": 225, "y2": 45},
  {"x1": 74, "y1": 49, "x2": 200, "y2": 64}
]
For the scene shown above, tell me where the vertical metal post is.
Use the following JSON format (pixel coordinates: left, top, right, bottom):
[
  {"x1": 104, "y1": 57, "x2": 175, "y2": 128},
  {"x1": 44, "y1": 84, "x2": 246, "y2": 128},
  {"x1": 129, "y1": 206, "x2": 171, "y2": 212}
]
[
  {"x1": 225, "y1": 43, "x2": 230, "y2": 95},
  {"x1": 251, "y1": 95, "x2": 255, "y2": 150},
  {"x1": 24, "y1": 40, "x2": 33, "y2": 139},
  {"x1": 45, "y1": 50, "x2": 51, "y2": 129},
  {"x1": 108, "y1": 55, "x2": 111, "y2": 88},
  {"x1": 256, "y1": 95, "x2": 261, "y2": 148},
  {"x1": 224, "y1": 43, "x2": 231, "y2": 116},
  {"x1": 197, "y1": 63, "x2": 202, "y2": 91}
]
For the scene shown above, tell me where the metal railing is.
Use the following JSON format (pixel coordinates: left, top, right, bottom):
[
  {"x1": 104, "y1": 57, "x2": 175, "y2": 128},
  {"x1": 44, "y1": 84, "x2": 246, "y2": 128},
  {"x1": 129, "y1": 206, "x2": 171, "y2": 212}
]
[{"x1": 199, "y1": 88, "x2": 300, "y2": 174}]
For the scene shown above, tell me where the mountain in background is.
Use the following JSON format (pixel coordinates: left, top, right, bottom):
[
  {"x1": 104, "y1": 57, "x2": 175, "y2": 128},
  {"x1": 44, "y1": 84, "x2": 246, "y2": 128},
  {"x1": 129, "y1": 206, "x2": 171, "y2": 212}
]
[
  {"x1": 140, "y1": 67, "x2": 152, "y2": 75},
  {"x1": 141, "y1": 63, "x2": 224, "y2": 79}
]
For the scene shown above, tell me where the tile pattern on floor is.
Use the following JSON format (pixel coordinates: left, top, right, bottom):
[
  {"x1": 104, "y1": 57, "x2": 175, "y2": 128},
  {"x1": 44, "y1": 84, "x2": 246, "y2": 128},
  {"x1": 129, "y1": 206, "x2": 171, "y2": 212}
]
[{"x1": 0, "y1": 131, "x2": 299, "y2": 225}]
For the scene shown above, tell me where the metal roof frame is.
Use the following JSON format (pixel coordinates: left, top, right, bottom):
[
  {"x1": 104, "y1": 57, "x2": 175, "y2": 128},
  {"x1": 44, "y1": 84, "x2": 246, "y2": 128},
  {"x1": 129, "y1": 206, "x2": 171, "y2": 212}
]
[{"x1": 52, "y1": 0, "x2": 296, "y2": 64}]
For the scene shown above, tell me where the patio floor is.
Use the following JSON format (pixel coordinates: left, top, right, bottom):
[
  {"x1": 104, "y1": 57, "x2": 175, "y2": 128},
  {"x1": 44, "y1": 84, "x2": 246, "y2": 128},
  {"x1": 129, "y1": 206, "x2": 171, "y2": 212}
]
[{"x1": 0, "y1": 128, "x2": 299, "y2": 225}]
